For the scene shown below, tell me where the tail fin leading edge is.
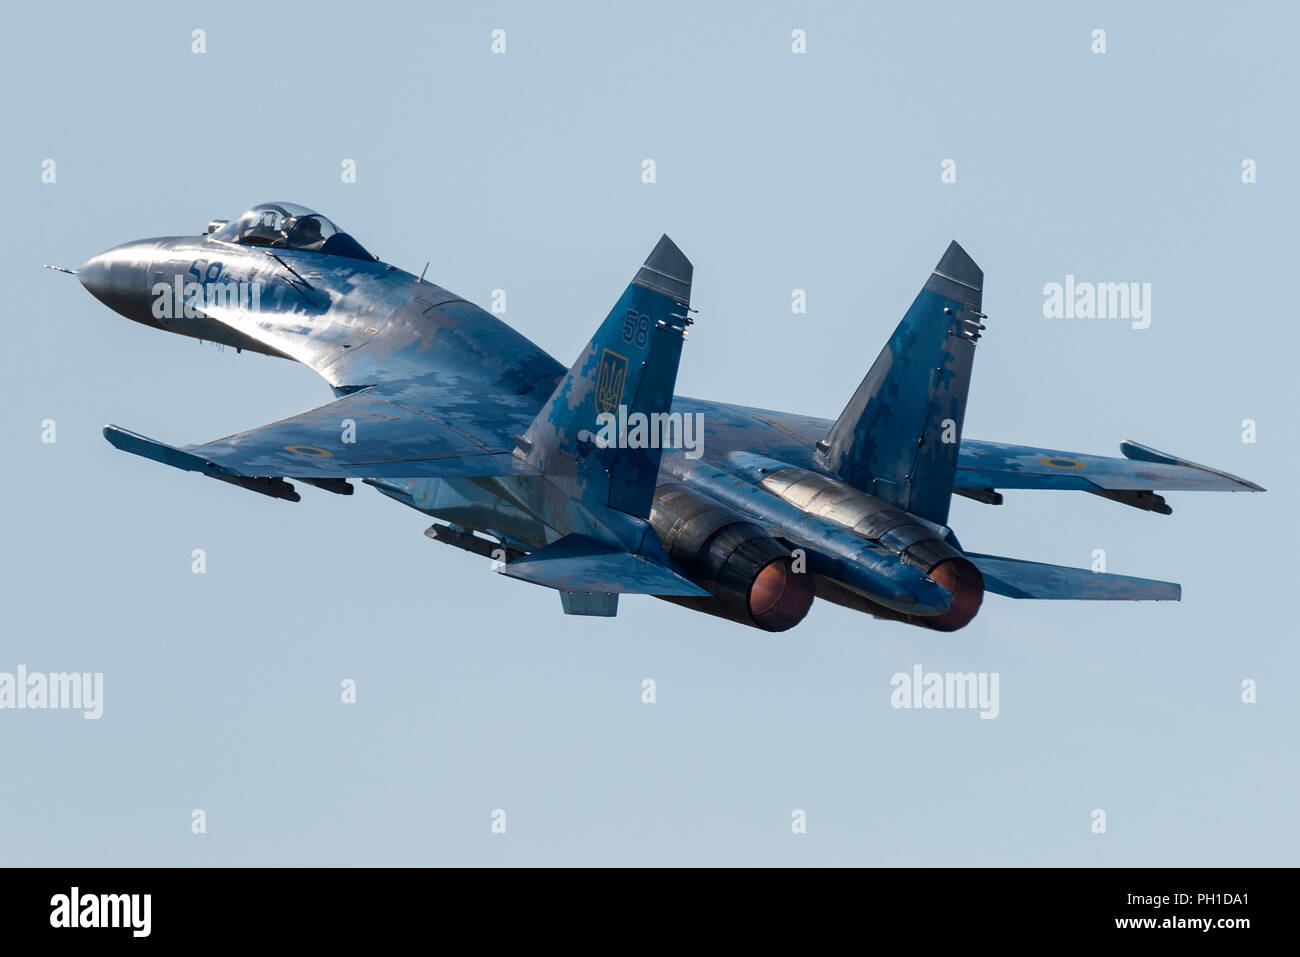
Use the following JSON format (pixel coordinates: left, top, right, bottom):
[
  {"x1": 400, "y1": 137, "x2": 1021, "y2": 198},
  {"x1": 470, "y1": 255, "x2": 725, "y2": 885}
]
[{"x1": 817, "y1": 241, "x2": 984, "y2": 526}]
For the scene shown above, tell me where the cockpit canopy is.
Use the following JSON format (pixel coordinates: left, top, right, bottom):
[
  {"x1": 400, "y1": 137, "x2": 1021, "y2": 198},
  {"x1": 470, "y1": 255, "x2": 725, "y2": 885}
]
[{"x1": 210, "y1": 202, "x2": 374, "y2": 261}]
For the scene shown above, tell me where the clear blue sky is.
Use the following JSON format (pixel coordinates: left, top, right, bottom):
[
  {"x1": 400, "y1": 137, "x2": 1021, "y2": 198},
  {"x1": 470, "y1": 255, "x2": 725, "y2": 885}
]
[{"x1": 1, "y1": 0, "x2": 1294, "y2": 865}]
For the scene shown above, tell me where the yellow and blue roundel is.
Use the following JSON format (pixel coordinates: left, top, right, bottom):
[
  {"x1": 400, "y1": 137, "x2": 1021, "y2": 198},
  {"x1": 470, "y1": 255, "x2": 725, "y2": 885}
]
[
  {"x1": 1037, "y1": 455, "x2": 1086, "y2": 470},
  {"x1": 284, "y1": 445, "x2": 333, "y2": 458}
]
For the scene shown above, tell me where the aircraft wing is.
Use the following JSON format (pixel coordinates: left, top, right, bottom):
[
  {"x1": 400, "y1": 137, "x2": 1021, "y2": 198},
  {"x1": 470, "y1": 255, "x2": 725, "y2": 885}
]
[
  {"x1": 685, "y1": 403, "x2": 1262, "y2": 499},
  {"x1": 955, "y1": 439, "x2": 1263, "y2": 502},
  {"x1": 103, "y1": 381, "x2": 543, "y2": 488}
]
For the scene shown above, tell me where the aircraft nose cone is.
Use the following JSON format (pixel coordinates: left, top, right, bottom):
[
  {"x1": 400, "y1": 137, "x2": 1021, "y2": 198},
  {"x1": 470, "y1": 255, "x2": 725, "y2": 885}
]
[
  {"x1": 76, "y1": 255, "x2": 109, "y2": 298},
  {"x1": 78, "y1": 244, "x2": 151, "y2": 321}
]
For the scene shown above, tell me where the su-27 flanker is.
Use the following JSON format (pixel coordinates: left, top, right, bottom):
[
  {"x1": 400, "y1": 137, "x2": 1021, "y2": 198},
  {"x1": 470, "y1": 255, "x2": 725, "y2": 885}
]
[{"x1": 59, "y1": 202, "x2": 1262, "y2": 632}]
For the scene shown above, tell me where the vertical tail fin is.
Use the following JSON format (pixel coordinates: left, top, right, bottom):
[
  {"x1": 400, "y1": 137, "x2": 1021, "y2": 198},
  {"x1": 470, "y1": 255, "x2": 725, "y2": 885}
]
[
  {"x1": 517, "y1": 235, "x2": 693, "y2": 519},
  {"x1": 816, "y1": 241, "x2": 984, "y2": 525}
]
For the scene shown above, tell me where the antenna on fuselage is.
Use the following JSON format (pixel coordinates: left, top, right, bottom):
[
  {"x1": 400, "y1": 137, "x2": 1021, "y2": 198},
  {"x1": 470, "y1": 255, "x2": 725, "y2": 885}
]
[{"x1": 417, "y1": 261, "x2": 429, "y2": 284}]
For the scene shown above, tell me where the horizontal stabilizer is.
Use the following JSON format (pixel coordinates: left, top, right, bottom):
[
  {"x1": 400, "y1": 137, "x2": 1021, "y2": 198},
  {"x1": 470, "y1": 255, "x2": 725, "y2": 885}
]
[
  {"x1": 966, "y1": 553, "x2": 1180, "y2": 601},
  {"x1": 499, "y1": 534, "x2": 708, "y2": 596}
]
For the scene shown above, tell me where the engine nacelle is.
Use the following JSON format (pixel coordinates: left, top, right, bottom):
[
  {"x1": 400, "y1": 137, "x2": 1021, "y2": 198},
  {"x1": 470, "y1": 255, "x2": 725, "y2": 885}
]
[
  {"x1": 755, "y1": 466, "x2": 984, "y2": 631},
  {"x1": 650, "y1": 483, "x2": 815, "y2": 632}
]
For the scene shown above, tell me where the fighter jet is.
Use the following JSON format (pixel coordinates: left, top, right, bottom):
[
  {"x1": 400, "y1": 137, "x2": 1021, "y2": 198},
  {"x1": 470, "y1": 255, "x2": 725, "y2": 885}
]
[{"x1": 61, "y1": 202, "x2": 1263, "y2": 631}]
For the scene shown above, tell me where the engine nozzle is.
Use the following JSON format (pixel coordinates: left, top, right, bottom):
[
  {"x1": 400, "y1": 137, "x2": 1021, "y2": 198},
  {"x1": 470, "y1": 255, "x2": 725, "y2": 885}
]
[
  {"x1": 651, "y1": 483, "x2": 814, "y2": 632},
  {"x1": 924, "y1": 558, "x2": 985, "y2": 631}
]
